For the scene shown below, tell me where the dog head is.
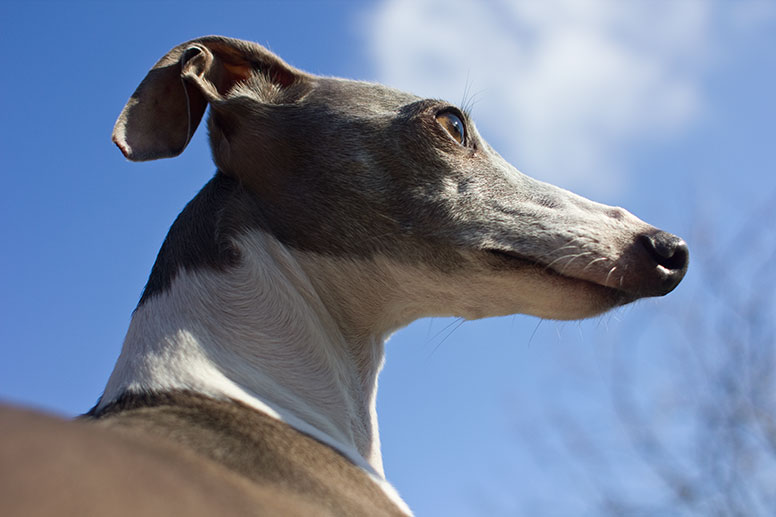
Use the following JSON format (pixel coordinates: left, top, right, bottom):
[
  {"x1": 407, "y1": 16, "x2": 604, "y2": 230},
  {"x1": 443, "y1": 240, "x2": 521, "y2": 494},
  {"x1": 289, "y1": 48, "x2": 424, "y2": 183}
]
[{"x1": 114, "y1": 36, "x2": 688, "y2": 322}]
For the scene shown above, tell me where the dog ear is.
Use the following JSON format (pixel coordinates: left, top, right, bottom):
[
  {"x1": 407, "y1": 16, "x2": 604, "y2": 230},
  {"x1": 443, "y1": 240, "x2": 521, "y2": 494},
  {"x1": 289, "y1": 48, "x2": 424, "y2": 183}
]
[{"x1": 112, "y1": 36, "x2": 304, "y2": 162}]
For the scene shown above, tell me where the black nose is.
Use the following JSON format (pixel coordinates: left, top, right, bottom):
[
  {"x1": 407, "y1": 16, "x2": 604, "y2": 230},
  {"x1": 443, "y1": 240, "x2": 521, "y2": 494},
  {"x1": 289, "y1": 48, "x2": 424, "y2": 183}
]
[
  {"x1": 641, "y1": 231, "x2": 689, "y2": 271},
  {"x1": 639, "y1": 231, "x2": 689, "y2": 294}
]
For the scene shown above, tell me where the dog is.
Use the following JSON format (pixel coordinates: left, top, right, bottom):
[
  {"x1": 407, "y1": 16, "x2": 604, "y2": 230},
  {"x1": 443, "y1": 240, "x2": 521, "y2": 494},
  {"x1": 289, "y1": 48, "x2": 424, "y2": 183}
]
[{"x1": 0, "y1": 35, "x2": 688, "y2": 516}]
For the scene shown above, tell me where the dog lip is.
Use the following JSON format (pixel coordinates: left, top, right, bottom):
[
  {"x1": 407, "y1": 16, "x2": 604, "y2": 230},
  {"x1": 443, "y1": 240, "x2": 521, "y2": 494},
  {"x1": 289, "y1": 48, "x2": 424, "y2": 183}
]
[
  {"x1": 485, "y1": 248, "x2": 537, "y2": 268},
  {"x1": 484, "y1": 248, "x2": 631, "y2": 298}
]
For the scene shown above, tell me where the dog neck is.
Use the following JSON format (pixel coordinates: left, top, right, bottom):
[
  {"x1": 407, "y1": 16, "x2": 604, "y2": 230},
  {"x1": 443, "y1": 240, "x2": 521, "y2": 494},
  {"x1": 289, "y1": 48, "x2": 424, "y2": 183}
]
[{"x1": 98, "y1": 229, "x2": 413, "y2": 478}]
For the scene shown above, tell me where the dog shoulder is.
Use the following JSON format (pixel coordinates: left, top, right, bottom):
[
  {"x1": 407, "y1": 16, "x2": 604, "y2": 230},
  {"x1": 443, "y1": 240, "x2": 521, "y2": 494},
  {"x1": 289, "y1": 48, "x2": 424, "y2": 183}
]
[{"x1": 0, "y1": 403, "x2": 326, "y2": 516}]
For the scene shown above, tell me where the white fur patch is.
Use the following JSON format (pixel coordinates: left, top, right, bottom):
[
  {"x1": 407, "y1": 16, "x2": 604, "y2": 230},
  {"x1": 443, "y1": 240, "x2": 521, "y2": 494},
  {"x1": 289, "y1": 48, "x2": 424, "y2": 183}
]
[
  {"x1": 99, "y1": 221, "x2": 641, "y2": 515},
  {"x1": 99, "y1": 230, "x2": 411, "y2": 514}
]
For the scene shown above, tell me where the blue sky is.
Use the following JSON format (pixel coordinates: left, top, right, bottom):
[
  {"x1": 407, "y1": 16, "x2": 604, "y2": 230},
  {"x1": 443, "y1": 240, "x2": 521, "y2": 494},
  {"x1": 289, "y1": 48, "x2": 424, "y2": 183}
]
[{"x1": 1, "y1": 1, "x2": 775, "y2": 515}]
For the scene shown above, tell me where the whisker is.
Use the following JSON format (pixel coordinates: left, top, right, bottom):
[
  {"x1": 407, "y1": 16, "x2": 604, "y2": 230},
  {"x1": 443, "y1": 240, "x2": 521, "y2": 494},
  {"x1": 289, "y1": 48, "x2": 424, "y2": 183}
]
[
  {"x1": 559, "y1": 252, "x2": 596, "y2": 274},
  {"x1": 582, "y1": 256, "x2": 609, "y2": 271},
  {"x1": 605, "y1": 265, "x2": 618, "y2": 288},
  {"x1": 548, "y1": 238, "x2": 587, "y2": 254},
  {"x1": 426, "y1": 317, "x2": 463, "y2": 345},
  {"x1": 527, "y1": 318, "x2": 544, "y2": 347},
  {"x1": 544, "y1": 251, "x2": 594, "y2": 274},
  {"x1": 428, "y1": 318, "x2": 466, "y2": 358},
  {"x1": 544, "y1": 253, "x2": 583, "y2": 270},
  {"x1": 547, "y1": 244, "x2": 581, "y2": 256}
]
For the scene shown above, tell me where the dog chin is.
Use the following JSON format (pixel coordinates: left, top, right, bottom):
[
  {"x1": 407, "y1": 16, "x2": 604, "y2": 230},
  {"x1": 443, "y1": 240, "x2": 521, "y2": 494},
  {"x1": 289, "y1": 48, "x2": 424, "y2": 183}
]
[
  {"x1": 478, "y1": 249, "x2": 635, "y2": 320},
  {"x1": 526, "y1": 269, "x2": 636, "y2": 319}
]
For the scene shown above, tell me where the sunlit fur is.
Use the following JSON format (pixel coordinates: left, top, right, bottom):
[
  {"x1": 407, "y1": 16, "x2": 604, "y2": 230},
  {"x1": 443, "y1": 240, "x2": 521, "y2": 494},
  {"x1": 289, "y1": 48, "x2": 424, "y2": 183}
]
[
  {"x1": 99, "y1": 230, "x2": 409, "y2": 512},
  {"x1": 94, "y1": 35, "x2": 688, "y2": 516}
]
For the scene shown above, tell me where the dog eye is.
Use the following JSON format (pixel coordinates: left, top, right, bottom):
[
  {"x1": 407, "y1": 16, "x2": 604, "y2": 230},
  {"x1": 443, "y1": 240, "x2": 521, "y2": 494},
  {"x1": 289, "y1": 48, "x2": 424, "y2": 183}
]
[{"x1": 436, "y1": 111, "x2": 466, "y2": 145}]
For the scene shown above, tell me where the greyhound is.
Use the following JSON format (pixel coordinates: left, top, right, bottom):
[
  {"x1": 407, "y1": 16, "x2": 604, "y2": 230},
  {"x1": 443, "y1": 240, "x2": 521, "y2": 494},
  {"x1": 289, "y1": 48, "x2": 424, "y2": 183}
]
[{"x1": 0, "y1": 36, "x2": 688, "y2": 516}]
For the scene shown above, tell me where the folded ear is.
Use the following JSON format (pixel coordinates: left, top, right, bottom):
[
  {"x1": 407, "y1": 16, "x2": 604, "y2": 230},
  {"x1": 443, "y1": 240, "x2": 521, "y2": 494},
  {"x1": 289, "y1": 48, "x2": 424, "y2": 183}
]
[{"x1": 112, "y1": 36, "x2": 304, "y2": 161}]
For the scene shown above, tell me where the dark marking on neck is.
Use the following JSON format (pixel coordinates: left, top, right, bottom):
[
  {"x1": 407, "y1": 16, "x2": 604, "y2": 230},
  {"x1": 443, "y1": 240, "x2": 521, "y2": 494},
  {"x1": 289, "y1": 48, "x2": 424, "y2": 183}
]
[{"x1": 137, "y1": 172, "x2": 263, "y2": 306}]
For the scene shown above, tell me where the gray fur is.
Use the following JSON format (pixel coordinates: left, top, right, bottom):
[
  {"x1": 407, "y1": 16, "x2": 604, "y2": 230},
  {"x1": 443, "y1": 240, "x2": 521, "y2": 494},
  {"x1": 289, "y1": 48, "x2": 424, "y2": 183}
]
[
  {"x1": 0, "y1": 35, "x2": 689, "y2": 517},
  {"x1": 121, "y1": 36, "x2": 686, "y2": 307}
]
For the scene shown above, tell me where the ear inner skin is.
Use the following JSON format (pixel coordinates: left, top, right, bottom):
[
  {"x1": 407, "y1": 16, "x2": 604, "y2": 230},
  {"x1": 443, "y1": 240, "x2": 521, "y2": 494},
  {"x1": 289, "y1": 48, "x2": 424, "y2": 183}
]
[
  {"x1": 180, "y1": 46, "x2": 223, "y2": 104},
  {"x1": 112, "y1": 36, "x2": 308, "y2": 162}
]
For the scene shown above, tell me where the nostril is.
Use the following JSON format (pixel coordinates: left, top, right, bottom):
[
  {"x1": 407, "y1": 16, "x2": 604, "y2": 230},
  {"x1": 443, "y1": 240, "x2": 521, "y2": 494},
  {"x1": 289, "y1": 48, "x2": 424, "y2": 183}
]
[{"x1": 640, "y1": 231, "x2": 689, "y2": 272}]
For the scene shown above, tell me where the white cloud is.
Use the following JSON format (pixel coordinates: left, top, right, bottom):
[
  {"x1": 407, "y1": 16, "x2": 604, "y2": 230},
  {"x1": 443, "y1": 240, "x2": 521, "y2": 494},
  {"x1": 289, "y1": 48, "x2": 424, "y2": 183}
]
[{"x1": 363, "y1": 0, "x2": 716, "y2": 196}]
